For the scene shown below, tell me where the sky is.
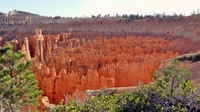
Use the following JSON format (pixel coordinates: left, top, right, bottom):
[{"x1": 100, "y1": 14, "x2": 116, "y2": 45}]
[{"x1": 0, "y1": 0, "x2": 199, "y2": 17}]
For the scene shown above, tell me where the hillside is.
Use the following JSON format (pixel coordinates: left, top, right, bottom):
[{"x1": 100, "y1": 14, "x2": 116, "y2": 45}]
[{"x1": 0, "y1": 11, "x2": 200, "y2": 39}]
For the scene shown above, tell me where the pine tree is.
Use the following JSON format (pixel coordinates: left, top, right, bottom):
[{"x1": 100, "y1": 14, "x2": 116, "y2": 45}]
[{"x1": 0, "y1": 44, "x2": 43, "y2": 112}]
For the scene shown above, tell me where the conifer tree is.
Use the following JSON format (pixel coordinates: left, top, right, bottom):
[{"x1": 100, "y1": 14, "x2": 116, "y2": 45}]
[{"x1": 0, "y1": 44, "x2": 43, "y2": 112}]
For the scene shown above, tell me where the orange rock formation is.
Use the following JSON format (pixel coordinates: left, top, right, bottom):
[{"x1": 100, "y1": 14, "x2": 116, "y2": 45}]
[{"x1": 9, "y1": 29, "x2": 180, "y2": 104}]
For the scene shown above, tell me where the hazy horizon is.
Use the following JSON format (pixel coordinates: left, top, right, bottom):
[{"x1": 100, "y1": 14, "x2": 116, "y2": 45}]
[{"x1": 0, "y1": 0, "x2": 200, "y2": 17}]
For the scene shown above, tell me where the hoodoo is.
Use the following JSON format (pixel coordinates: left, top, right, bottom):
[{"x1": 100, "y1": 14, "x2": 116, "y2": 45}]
[{"x1": 5, "y1": 29, "x2": 183, "y2": 103}]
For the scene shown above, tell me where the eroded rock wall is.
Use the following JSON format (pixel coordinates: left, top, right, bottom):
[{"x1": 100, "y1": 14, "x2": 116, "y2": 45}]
[{"x1": 7, "y1": 29, "x2": 182, "y2": 104}]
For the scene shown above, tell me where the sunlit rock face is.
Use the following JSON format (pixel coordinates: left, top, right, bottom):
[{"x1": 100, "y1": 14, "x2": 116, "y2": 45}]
[
  {"x1": 7, "y1": 29, "x2": 182, "y2": 104},
  {"x1": 9, "y1": 28, "x2": 200, "y2": 104}
]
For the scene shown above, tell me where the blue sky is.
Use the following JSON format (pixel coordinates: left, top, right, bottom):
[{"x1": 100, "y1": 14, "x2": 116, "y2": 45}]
[{"x1": 0, "y1": 0, "x2": 199, "y2": 17}]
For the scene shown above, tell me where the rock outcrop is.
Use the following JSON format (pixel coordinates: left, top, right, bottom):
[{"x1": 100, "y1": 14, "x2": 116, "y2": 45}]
[
  {"x1": 6, "y1": 29, "x2": 183, "y2": 104},
  {"x1": 6, "y1": 26, "x2": 200, "y2": 104}
]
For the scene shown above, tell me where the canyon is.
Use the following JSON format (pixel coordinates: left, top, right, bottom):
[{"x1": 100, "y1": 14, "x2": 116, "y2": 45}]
[
  {"x1": 5, "y1": 28, "x2": 191, "y2": 104},
  {"x1": 1, "y1": 11, "x2": 200, "y2": 105}
]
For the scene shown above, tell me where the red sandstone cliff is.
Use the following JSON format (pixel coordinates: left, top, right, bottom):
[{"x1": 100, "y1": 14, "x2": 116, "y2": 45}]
[{"x1": 6, "y1": 29, "x2": 184, "y2": 104}]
